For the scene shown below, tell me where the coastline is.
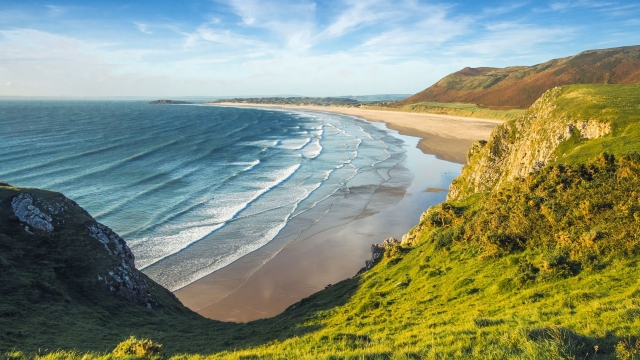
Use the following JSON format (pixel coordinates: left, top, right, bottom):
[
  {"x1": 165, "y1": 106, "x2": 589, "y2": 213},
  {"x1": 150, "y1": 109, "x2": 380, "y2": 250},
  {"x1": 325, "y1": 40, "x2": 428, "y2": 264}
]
[
  {"x1": 174, "y1": 106, "x2": 500, "y2": 322},
  {"x1": 211, "y1": 103, "x2": 502, "y2": 163}
]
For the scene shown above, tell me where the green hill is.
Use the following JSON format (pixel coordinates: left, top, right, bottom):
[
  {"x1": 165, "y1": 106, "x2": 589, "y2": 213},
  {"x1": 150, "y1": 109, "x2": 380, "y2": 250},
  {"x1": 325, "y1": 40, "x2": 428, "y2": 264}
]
[
  {"x1": 4, "y1": 84, "x2": 640, "y2": 359},
  {"x1": 397, "y1": 45, "x2": 640, "y2": 109}
]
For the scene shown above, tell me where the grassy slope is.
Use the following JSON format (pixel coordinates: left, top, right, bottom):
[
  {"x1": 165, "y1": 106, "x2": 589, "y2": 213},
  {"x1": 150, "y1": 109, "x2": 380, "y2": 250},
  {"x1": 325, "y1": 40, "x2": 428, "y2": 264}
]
[
  {"x1": 6, "y1": 84, "x2": 640, "y2": 359},
  {"x1": 552, "y1": 85, "x2": 640, "y2": 165},
  {"x1": 397, "y1": 45, "x2": 640, "y2": 109},
  {"x1": 365, "y1": 101, "x2": 524, "y2": 121}
]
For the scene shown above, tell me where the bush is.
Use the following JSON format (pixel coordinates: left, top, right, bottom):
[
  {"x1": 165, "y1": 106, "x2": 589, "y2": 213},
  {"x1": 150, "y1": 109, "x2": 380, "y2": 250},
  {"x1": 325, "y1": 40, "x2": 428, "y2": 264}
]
[
  {"x1": 513, "y1": 261, "x2": 539, "y2": 288},
  {"x1": 616, "y1": 339, "x2": 640, "y2": 360},
  {"x1": 112, "y1": 336, "x2": 163, "y2": 359}
]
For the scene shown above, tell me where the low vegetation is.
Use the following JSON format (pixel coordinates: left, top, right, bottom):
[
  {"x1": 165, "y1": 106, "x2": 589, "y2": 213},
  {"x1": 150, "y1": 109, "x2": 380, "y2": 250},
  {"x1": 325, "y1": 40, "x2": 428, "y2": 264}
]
[{"x1": 368, "y1": 101, "x2": 524, "y2": 120}]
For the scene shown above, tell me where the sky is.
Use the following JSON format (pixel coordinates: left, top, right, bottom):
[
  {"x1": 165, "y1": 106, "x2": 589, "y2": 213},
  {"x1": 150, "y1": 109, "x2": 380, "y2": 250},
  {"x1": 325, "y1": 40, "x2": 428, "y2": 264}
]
[{"x1": 1, "y1": 0, "x2": 639, "y2": 98}]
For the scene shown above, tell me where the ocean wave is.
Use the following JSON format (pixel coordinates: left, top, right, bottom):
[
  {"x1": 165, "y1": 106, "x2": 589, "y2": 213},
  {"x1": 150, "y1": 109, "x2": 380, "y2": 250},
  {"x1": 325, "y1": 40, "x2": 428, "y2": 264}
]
[
  {"x1": 131, "y1": 164, "x2": 301, "y2": 270},
  {"x1": 302, "y1": 139, "x2": 322, "y2": 159},
  {"x1": 0, "y1": 142, "x2": 126, "y2": 178},
  {"x1": 279, "y1": 138, "x2": 311, "y2": 150},
  {"x1": 167, "y1": 221, "x2": 289, "y2": 291}
]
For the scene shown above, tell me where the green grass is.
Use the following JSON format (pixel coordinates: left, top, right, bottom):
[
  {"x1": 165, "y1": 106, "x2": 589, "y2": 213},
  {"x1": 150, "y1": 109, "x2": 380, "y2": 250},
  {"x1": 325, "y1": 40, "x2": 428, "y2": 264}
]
[
  {"x1": 551, "y1": 85, "x2": 640, "y2": 165},
  {"x1": 367, "y1": 101, "x2": 525, "y2": 121}
]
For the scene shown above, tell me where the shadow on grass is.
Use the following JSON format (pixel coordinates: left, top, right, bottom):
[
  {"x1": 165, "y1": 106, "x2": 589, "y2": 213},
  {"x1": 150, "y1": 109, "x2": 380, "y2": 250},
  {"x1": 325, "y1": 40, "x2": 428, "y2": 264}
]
[
  {"x1": 1, "y1": 269, "x2": 363, "y2": 356},
  {"x1": 0, "y1": 186, "x2": 364, "y2": 356}
]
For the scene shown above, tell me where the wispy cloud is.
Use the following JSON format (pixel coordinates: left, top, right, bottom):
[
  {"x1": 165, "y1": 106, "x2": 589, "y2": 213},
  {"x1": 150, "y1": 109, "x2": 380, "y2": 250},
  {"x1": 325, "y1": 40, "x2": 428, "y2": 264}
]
[
  {"x1": 481, "y1": 2, "x2": 529, "y2": 17},
  {"x1": 46, "y1": 5, "x2": 66, "y2": 16},
  {"x1": 547, "y1": 0, "x2": 616, "y2": 12},
  {"x1": 451, "y1": 22, "x2": 575, "y2": 58},
  {"x1": 135, "y1": 22, "x2": 153, "y2": 34}
]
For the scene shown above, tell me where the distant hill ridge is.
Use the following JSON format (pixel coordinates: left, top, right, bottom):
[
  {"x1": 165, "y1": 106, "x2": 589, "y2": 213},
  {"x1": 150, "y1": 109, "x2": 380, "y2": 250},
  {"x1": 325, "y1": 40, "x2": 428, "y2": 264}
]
[
  {"x1": 149, "y1": 100, "x2": 192, "y2": 104},
  {"x1": 398, "y1": 45, "x2": 640, "y2": 109}
]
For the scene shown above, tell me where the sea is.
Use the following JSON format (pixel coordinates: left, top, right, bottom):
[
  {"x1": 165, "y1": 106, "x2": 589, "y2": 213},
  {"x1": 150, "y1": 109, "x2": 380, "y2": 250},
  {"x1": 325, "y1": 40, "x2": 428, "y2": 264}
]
[{"x1": 0, "y1": 101, "x2": 460, "y2": 291}]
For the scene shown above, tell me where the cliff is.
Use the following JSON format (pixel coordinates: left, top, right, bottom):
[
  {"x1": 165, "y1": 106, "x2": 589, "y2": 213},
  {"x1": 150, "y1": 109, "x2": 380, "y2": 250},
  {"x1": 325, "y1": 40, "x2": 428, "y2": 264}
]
[
  {"x1": 0, "y1": 184, "x2": 216, "y2": 353},
  {"x1": 398, "y1": 45, "x2": 640, "y2": 109},
  {"x1": 448, "y1": 84, "x2": 640, "y2": 200}
]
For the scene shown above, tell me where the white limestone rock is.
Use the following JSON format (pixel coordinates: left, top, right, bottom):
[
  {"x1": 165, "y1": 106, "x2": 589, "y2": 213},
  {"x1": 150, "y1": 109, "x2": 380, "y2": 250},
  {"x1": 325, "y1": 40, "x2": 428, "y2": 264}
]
[{"x1": 11, "y1": 193, "x2": 54, "y2": 232}]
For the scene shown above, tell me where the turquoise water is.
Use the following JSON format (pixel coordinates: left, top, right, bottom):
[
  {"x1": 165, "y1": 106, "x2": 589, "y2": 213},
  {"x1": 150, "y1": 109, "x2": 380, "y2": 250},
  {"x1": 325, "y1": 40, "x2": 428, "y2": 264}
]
[{"x1": 0, "y1": 101, "x2": 423, "y2": 290}]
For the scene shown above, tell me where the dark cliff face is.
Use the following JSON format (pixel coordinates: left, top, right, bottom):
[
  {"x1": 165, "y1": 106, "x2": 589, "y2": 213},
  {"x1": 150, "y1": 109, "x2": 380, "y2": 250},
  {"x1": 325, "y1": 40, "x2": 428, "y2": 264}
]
[
  {"x1": 0, "y1": 184, "x2": 186, "y2": 310},
  {"x1": 398, "y1": 45, "x2": 640, "y2": 108}
]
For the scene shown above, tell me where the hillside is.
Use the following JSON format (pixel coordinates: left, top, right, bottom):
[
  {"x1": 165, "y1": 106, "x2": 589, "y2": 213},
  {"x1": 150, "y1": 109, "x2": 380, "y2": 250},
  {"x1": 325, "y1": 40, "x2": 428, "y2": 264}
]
[
  {"x1": 398, "y1": 45, "x2": 640, "y2": 109},
  {"x1": 4, "y1": 84, "x2": 640, "y2": 359}
]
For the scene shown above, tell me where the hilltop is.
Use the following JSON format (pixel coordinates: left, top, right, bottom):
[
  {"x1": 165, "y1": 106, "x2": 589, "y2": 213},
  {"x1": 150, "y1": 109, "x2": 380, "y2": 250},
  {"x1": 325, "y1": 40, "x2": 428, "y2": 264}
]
[
  {"x1": 397, "y1": 45, "x2": 640, "y2": 109},
  {"x1": 4, "y1": 84, "x2": 640, "y2": 359}
]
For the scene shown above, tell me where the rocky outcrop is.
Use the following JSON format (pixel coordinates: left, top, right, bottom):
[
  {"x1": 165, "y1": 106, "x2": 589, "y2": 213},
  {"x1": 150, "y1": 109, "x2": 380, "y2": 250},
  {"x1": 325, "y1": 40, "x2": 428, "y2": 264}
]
[
  {"x1": 8, "y1": 189, "x2": 155, "y2": 308},
  {"x1": 356, "y1": 237, "x2": 400, "y2": 275},
  {"x1": 11, "y1": 193, "x2": 71, "y2": 232},
  {"x1": 88, "y1": 223, "x2": 155, "y2": 308},
  {"x1": 448, "y1": 86, "x2": 612, "y2": 201},
  {"x1": 573, "y1": 120, "x2": 611, "y2": 139}
]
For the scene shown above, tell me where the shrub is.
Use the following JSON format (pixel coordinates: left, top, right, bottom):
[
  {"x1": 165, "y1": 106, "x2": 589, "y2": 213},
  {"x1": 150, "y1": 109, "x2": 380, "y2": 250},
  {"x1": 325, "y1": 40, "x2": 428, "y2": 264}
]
[
  {"x1": 513, "y1": 261, "x2": 539, "y2": 288},
  {"x1": 112, "y1": 336, "x2": 163, "y2": 359},
  {"x1": 616, "y1": 339, "x2": 640, "y2": 360}
]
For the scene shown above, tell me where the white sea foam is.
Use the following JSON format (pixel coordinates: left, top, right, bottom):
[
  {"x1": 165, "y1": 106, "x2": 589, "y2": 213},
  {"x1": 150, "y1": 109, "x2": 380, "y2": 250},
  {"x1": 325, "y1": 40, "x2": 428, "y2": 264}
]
[
  {"x1": 130, "y1": 224, "x2": 225, "y2": 269},
  {"x1": 169, "y1": 221, "x2": 289, "y2": 291},
  {"x1": 279, "y1": 138, "x2": 311, "y2": 150},
  {"x1": 131, "y1": 163, "x2": 301, "y2": 270},
  {"x1": 241, "y1": 140, "x2": 279, "y2": 148},
  {"x1": 301, "y1": 139, "x2": 321, "y2": 159}
]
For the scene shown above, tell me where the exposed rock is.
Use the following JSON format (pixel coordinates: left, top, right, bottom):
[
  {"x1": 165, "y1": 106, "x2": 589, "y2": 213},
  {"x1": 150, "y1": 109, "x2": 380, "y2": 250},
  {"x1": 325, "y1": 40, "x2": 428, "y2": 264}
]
[
  {"x1": 448, "y1": 86, "x2": 613, "y2": 201},
  {"x1": 11, "y1": 193, "x2": 54, "y2": 232},
  {"x1": 10, "y1": 190, "x2": 155, "y2": 308},
  {"x1": 576, "y1": 120, "x2": 611, "y2": 139},
  {"x1": 356, "y1": 237, "x2": 400, "y2": 276},
  {"x1": 88, "y1": 223, "x2": 155, "y2": 308}
]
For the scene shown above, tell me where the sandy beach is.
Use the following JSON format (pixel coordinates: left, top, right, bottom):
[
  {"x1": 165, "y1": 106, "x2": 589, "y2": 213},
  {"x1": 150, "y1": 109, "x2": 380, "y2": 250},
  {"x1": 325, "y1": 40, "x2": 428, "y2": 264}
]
[
  {"x1": 174, "y1": 105, "x2": 501, "y2": 322},
  {"x1": 212, "y1": 104, "x2": 502, "y2": 163}
]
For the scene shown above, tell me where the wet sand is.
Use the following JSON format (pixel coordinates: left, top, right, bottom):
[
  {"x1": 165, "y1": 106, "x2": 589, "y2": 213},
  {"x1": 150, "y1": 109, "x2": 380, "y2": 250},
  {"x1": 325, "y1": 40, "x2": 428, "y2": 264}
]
[{"x1": 174, "y1": 106, "x2": 500, "y2": 322}]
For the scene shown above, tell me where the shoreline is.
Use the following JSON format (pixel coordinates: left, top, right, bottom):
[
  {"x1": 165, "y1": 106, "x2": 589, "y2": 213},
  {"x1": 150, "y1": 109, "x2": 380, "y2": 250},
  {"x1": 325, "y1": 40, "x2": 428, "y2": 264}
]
[
  {"x1": 174, "y1": 106, "x2": 500, "y2": 322},
  {"x1": 210, "y1": 103, "x2": 502, "y2": 163}
]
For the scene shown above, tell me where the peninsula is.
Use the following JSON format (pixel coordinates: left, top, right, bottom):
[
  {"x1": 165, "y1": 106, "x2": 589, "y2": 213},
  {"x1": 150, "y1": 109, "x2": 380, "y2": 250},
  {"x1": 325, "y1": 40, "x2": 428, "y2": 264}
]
[{"x1": 148, "y1": 100, "x2": 192, "y2": 105}]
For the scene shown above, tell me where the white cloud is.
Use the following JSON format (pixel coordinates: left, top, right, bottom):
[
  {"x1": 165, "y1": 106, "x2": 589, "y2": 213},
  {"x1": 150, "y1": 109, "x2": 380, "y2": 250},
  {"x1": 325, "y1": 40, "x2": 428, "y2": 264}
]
[
  {"x1": 46, "y1": 5, "x2": 66, "y2": 16},
  {"x1": 451, "y1": 23, "x2": 574, "y2": 57},
  {"x1": 135, "y1": 22, "x2": 153, "y2": 34},
  {"x1": 219, "y1": 0, "x2": 317, "y2": 50},
  {"x1": 547, "y1": 0, "x2": 616, "y2": 12}
]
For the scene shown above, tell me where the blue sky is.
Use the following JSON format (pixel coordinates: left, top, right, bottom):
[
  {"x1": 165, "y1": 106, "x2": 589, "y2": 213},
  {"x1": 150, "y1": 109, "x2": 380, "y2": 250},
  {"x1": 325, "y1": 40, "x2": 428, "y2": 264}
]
[{"x1": 1, "y1": 0, "x2": 639, "y2": 97}]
